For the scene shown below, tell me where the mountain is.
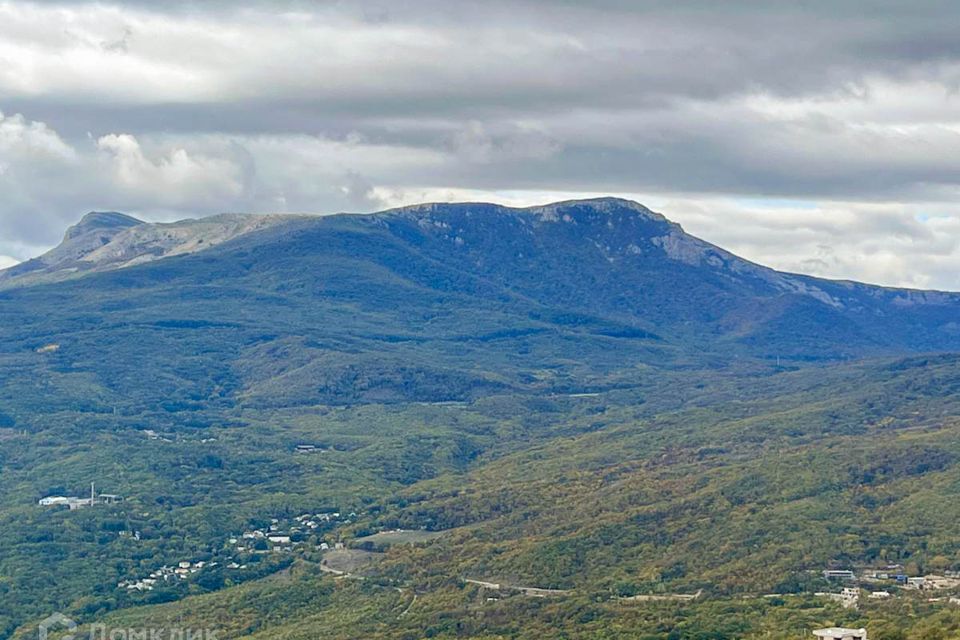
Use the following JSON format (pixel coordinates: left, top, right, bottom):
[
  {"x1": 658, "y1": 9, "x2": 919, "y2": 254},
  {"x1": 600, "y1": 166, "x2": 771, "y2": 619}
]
[
  {"x1": 0, "y1": 211, "x2": 290, "y2": 288},
  {"x1": 4, "y1": 197, "x2": 957, "y2": 364},
  {"x1": 3, "y1": 198, "x2": 960, "y2": 640},
  {"x1": 2, "y1": 196, "x2": 960, "y2": 413}
]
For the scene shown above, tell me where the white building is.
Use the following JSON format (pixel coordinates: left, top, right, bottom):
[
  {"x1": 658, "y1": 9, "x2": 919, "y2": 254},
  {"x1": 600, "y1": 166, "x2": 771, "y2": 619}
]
[
  {"x1": 813, "y1": 628, "x2": 867, "y2": 640},
  {"x1": 38, "y1": 496, "x2": 94, "y2": 510},
  {"x1": 38, "y1": 483, "x2": 120, "y2": 510},
  {"x1": 38, "y1": 496, "x2": 72, "y2": 506},
  {"x1": 921, "y1": 575, "x2": 960, "y2": 590},
  {"x1": 816, "y1": 587, "x2": 860, "y2": 609},
  {"x1": 841, "y1": 587, "x2": 860, "y2": 609}
]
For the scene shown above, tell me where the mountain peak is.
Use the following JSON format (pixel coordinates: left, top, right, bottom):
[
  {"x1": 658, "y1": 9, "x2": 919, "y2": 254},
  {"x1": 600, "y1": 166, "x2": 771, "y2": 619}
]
[
  {"x1": 525, "y1": 197, "x2": 668, "y2": 224},
  {"x1": 0, "y1": 211, "x2": 294, "y2": 288},
  {"x1": 532, "y1": 196, "x2": 660, "y2": 214},
  {"x1": 65, "y1": 211, "x2": 143, "y2": 239}
]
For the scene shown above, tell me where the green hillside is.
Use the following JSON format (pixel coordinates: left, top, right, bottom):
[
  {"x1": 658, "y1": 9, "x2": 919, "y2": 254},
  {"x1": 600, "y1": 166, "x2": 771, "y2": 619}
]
[{"x1": 3, "y1": 199, "x2": 960, "y2": 639}]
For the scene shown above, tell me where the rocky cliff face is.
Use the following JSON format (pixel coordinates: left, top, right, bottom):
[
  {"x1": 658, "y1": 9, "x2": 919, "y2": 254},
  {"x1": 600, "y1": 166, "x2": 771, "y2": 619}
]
[
  {"x1": 0, "y1": 212, "x2": 294, "y2": 288},
  {"x1": 0, "y1": 211, "x2": 144, "y2": 282}
]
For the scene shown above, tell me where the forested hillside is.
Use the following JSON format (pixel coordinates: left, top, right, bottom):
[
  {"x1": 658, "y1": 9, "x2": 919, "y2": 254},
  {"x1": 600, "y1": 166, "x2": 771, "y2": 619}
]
[{"x1": 4, "y1": 199, "x2": 960, "y2": 639}]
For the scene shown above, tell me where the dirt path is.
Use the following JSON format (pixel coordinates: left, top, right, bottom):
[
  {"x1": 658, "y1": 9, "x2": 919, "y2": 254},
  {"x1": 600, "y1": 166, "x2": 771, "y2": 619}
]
[
  {"x1": 398, "y1": 592, "x2": 418, "y2": 618},
  {"x1": 619, "y1": 589, "x2": 703, "y2": 602},
  {"x1": 464, "y1": 578, "x2": 572, "y2": 597}
]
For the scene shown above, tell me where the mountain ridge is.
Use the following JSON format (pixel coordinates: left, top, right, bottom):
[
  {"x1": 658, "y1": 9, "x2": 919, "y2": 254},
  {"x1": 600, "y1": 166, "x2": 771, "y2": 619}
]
[
  {"x1": 3, "y1": 197, "x2": 959, "y2": 363},
  {"x1": 6, "y1": 197, "x2": 955, "y2": 298}
]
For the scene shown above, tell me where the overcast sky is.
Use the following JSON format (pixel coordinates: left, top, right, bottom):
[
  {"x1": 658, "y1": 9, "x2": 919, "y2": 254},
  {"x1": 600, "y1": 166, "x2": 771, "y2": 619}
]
[{"x1": 2, "y1": 1, "x2": 960, "y2": 289}]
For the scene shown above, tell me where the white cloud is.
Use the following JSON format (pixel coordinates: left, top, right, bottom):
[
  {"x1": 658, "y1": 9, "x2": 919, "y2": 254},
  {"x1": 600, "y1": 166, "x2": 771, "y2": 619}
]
[
  {"x1": 449, "y1": 121, "x2": 561, "y2": 164},
  {"x1": 0, "y1": 3, "x2": 223, "y2": 102},
  {"x1": 95, "y1": 133, "x2": 249, "y2": 207},
  {"x1": 0, "y1": 111, "x2": 76, "y2": 161},
  {"x1": 0, "y1": 111, "x2": 451, "y2": 255},
  {"x1": 0, "y1": 110, "x2": 83, "y2": 247}
]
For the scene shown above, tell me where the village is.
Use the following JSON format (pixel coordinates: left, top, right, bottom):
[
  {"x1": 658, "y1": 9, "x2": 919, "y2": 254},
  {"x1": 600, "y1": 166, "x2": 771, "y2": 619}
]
[
  {"x1": 115, "y1": 510, "x2": 356, "y2": 593},
  {"x1": 814, "y1": 565, "x2": 960, "y2": 608},
  {"x1": 37, "y1": 482, "x2": 960, "y2": 636},
  {"x1": 117, "y1": 560, "x2": 217, "y2": 592}
]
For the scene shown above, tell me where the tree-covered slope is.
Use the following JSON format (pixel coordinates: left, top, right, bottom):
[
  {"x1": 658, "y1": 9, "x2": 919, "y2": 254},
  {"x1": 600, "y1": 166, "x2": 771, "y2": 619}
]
[
  {"x1": 2, "y1": 197, "x2": 960, "y2": 423},
  {"x1": 13, "y1": 355, "x2": 960, "y2": 640},
  {"x1": 4, "y1": 198, "x2": 960, "y2": 639}
]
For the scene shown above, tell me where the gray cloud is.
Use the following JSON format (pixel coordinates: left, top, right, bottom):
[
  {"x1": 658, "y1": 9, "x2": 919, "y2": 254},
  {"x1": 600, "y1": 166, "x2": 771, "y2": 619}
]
[{"x1": 2, "y1": 1, "x2": 960, "y2": 288}]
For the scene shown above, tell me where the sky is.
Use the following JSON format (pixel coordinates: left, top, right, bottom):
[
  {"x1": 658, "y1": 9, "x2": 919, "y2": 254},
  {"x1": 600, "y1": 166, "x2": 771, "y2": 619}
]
[{"x1": 2, "y1": 1, "x2": 960, "y2": 289}]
